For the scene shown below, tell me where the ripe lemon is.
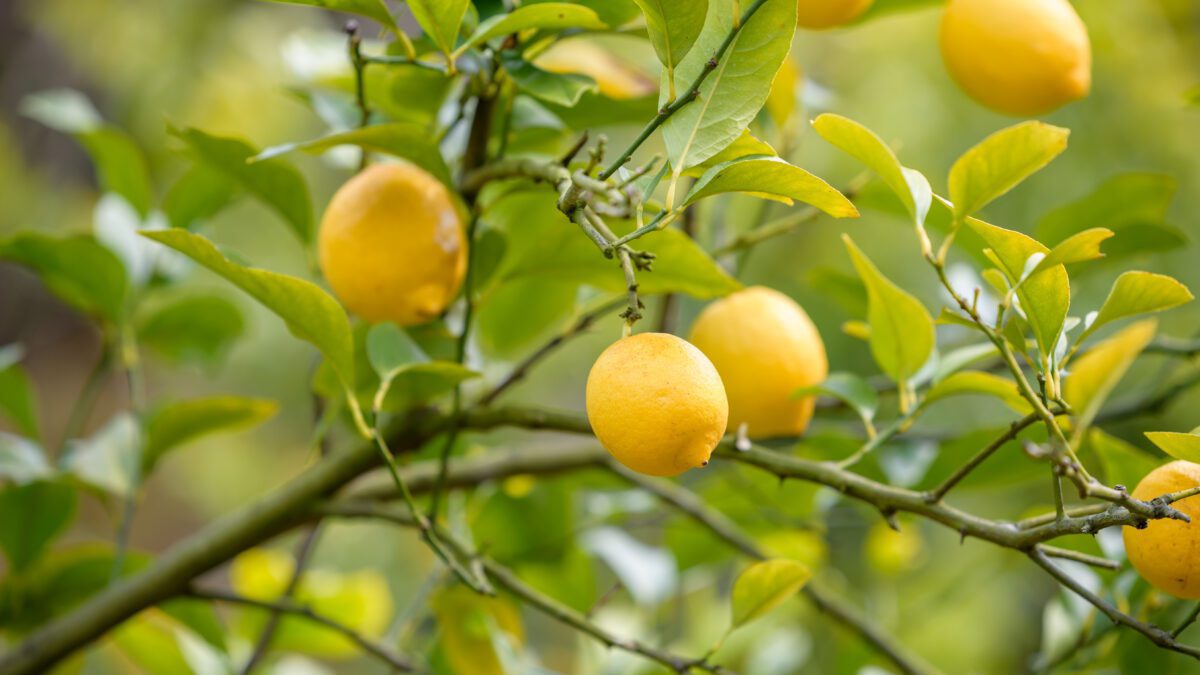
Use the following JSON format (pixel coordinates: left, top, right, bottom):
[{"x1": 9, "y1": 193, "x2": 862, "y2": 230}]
[
  {"x1": 796, "y1": 0, "x2": 874, "y2": 30},
  {"x1": 1123, "y1": 461, "x2": 1200, "y2": 599},
  {"x1": 940, "y1": 0, "x2": 1091, "y2": 116},
  {"x1": 586, "y1": 333, "x2": 728, "y2": 477},
  {"x1": 318, "y1": 163, "x2": 466, "y2": 326},
  {"x1": 689, "y1": 286, "x2": 828, "y2": 439}
]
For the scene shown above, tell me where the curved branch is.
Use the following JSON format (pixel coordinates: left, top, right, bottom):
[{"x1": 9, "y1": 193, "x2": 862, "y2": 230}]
[{"x1": 189, "y1": 588, "x2": 415, "y2": 672}]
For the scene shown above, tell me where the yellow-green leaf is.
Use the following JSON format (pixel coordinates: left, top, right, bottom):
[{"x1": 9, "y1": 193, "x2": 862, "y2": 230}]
[
  {"x1": 408, "y1": 0, "x2": 470, "y2": 56},
  {"x1": 812, "y1": 113, "x2": 919, "y2": 220},
  {"x1": 924, "y1": 371, "x2": 1030, "y2": 415},
  {"x1": 1064, "y1": 319, "x2": 1158, "y2": 431},
  {"x1": 683, "y1": 156, "x2": 858, "y2": 216},
  {"x1": 1080, "y1": 271, "x2": 1193, "y2": 343},
  {"x1": 843, "y1": 236, "x2": 934, "y2": 383},
  {"x1": 681, "y1": 129, "x2": 776, "y2": 178},
  {"x1": 254, "y1": 123, "x2": 454, "y2": 188},
  {"x1": 731, "y1": 558, "x2": 811, "y2": 628},
  {"x1": 458, "y1": 4, "x2": 606, "y2": 55},
  {"x1": 144, "y1": 397, "x2": 278, "y2": 471},
  {"x1": 949, "y1": 122, "x2": 1069, "y2": 220},
  {"x1": 1145, "y1": 428, "x2": 1200, "y2": 463},
  {"x1": 632, "y1": 0, "x2": 708, "y2": 88},
  {"x1": 1031, "y1": 228, "x2": 1113, "y2": 276}
]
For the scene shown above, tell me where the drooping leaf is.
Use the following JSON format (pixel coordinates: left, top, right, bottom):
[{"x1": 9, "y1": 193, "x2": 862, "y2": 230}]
[
  {"x1": 793, "y1": 372, "x2": 878, "y2": 427},
  {"x1": 631, "y1": 0, "x2": 708, "y2": 94},
  {"x1": 1079, "y1": 271, "x2": 1193, "y2": 343},
  {"x1": 924, "y1": 371, "x2": 1030, "y2": 415},
  {"x1": 261, "y1": 0, "x2": 397, "y2": 32},
  {"x1": 408, "y1": 0, "x2": 470, "y2": 56},
  {"x1": 21, "y1": 89, "x2": 153, "y2": 217},
  {"x1": 843, "y1": 236, "x2": 935, "y2": 383},
  {"x1": 501, "y1": 53, "x2": 598, "y2": 108},
  {"x1": 1030, "y1": 228, "x2": 1113, "y2": 276},
  {"x1": 141, "y1": 230, "x2": 357, "y2": 404},
  {"x1": 1145, "y1": 428, "x2": 1200, "y2": 464},
  {"x1": 432, "y1": 585, "x2": 525, "y2": 675},
  {"x1": 0, "y1": 346, "x2": 40, "y2": 439},
  {"x1": 458, "y1": 3, "x2": 606, "y2": 55},
  {"x1": 680, "y1": 129, "x2": 777, "y2": 178},
  {"x1": 0, "y1": 233, "x2": 128, "y2": 324},
  {"x1": 966, "y1": 218, "x2": 1069, "y2": 357},
  {"x1": 0, "y1": 481, "x2": 76, "y2": 574},
  {"x1": 138, "y1": 294, "x2": 245, "y2": 366},
  {"x1": 730, "y1": 558, "x2": 811, "y2": 629},
  {"x1": 812, "y1": 113, "x2": 920, "y2": 221},
  {"x1": 0, "y1": 433, "x2": 52, "y2": 485},
  {"x1": 1064, "y1": 319, "x2": 1158, "y2": 431},
  {"x1": 948, "y1": 122, "x2": 1070, "y2": 221},
  {"x1": 172, "y1": 127, "x2": 313, "y2": 243},
  {"x1": 661, "y1": 0, "x2": 796, "y2": 170},
  {"x1": 60, "y1": 413, "x2": 142, "y2": 497},
  {"x1": 163, "y1": 164, "x2": 239, "y2": 230},
  {"x1": 1036, "y1": 173, "x2": 1186, "y2": 259},
  {"x1": 683, "y1": 156, "x2": 858, "y2": 216},
  {"x1": 144, "y1": 397, "x2": 279, "y2": 471},
  {"x1": 255, "y1": 124, "x2": 454, "y2": 188}
]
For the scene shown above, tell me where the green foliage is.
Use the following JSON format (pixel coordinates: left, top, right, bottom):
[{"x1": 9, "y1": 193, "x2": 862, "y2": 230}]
[
  {"x1": 948, "y1": 121, "x2": 1069, "y2": 221},
  {"x1": 163, "y1": 165, "x2": 238, "y2": 231},
  {"x1": 1078, "y1": 271, "x2": 1193, "y2": 343},
  {"x1": 0, "y1": 482, "x2": 76, "y2": 574},
  {"x1": 730, "y1": 558, "x2": 811, "y2": 629},
  {"x1": 1036, "y1": 173, "x2": 1187, "y2": 259},
  {"x1": 458, "y1": 3, "x2": 606, "y2": 56},
  {"x1": 172, "y1": 127, "x2": 313, "y2": 243},
  {"x1": 256, "y1": 123, "x2": 455, "y2": 187},
  {"x1": 59, "y1": 413, "x2": 142, "y2": 497},
  {"x1": 1145, "y1": 428, "x2": 1200, "y2": 463},
  {"x1": 407, "y1": 0, "x2": 470, "y2": 56},
  {"x1": 924, "y1": 371, "x2": 1030, "y2": 415},
  {"x1": 261, "y1": 0, "x2": 398, "y2": 33},
  {"x1": 683, "y1": 156, "x2": 859, "y2": 215},
  {"x1": 794, "y1": 373, "x2": 878, "y2": 431},
  {"x1": 631, "y1": 0, "x2": 708, "y2": 90},
  {"x1": 0, "y1": 233, "x2": 128, "y2": 324},
  {"x1": 137, "y1": 294, "x2": 245, "y2": 366},
  {"x1": 143, "y1": 397, "x2": 278, "y2": 471},
  {"x1": 0, "y1": 346, "x2": 40, "y2": 440},
  {"x1": 1064, "y1": 320, "x2": 1159, "y2": 431},
  {"x1": 501, "y1": 52, "x2": 598, "y2": 107}
]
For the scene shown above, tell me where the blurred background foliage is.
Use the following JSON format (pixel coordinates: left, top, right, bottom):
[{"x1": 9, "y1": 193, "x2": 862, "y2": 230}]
[{"x1": 1, "y1": 0, "x2": 1199, "y2": 673}]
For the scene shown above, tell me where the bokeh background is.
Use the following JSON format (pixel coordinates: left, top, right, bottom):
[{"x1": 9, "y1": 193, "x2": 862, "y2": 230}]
[{"x1": 1, "y1": 0, "x2": 1199, "y2": 673}]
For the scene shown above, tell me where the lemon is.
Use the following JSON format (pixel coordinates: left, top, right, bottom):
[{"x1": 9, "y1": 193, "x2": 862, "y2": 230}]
[
  {"x1": 318, "y1": 163, "x2": 466, "y2": 326},
  {"x1": 689, "y1": 286, "x2": 828, "y2": 439},
  {"x1": 586, "y1": 333, "x2": 728, "y2": 477},
  {"x1": 1123, "y1": 461, "x2": 1200, "y2": 599},
  {"x1": 796, "y1": 0, "x2": 874, "y2": 30},
  {"x1": 940, "y1": 0, "x2": 1091, "y2": 116}
]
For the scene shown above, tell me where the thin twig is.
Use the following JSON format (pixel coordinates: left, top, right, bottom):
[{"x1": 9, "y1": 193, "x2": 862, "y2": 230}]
[
  {"x1": 925, "y1": 411, "x2": 1042, "y2": 502},
  {"x1": 1173, "y1": 602, "x2": 1200, "y2": 638},
  {"x1": 189, "y1": 588, "x2": 415, "y2": 672}
]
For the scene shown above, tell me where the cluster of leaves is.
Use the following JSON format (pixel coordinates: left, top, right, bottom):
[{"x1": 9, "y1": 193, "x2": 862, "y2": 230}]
[{"x1": 1, "y1": 0, "x2": 1198, "y2": 672}]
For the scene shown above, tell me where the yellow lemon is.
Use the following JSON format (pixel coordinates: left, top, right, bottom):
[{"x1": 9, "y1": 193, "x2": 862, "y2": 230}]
[
  {"x1": 586, "y1": 333, "x2": 728, "y2": 477},
  {"x1": 318, "y1": 163, "x2": 466, "y2": 326},
  {"x1": 1124, "y1": 461, "x2": 1200, "y2": 599},
  {"x1": 689, "y1": 286, "x2": 828, "y2": 439},
  {"x1": 796, "y1": 0, "x2": 874, "y2": 30},
  {"x1": 940, "y1": 0, "x2": 1091, "y2": 116},
  {"x1": 534, "y1": 39, "x2": 656, "y2": 100}
]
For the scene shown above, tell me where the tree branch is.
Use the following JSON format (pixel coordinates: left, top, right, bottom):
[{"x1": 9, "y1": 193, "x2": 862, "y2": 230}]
[{"x1": 189, "y1": 588, "x2": 415, "y2": 672}]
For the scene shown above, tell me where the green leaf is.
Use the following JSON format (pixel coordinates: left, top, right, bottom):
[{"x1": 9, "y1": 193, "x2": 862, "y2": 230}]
[
  {"x1": 1145, "y1": 428, "x2": 1200, "y2": 463},
  {"x1": 812, "y1": 113, "x2": 925, "y2": 222},
  {"x1": 1079, "y1": 271, "x2": 1193, "y2": 343},
  {"x1": 501, "y1": 53, "x2": 598, "y2": 107},
  {"x1": 261, "y1": 0, "x2": 398, "y2": 32},
  {"x1": 966, "y1": 218, "x2": 1069, "y2": 357},
  {"x1": 492, "y1": 192, "x2": 738, "y2": 298},
  {"x1": 21, "y1": 89, "x2": 153, "y2": 217},
  {"x1": 0, "y1": 481, "x2": 76, "y2": 574},
  {"x1": 661, "y1": 0, "x2": 796, "y2": 170},
  {"x1": 0, "y1": 433, "x2": 52, "y2": 484},
  {"x1": 1036, "y1": 173, "x2": 1186, "y2": 259},
  {"x1": 1030, "y1": 228, "x2": 1113, "y2": 276},
  {"x1": 163, "y1": 164, "x2": 238, "y2": 230},
  {"x1": 366, "y1": 322, "x2": 429, "y2": 379},
  {"x1": 680, "y1": 129, "x2": 776, "y2": 178},
  {"x1": 458, "y1": 3, "x2": 606, "y2": 55},
  {"x1": 408, "y1": 0, "x2": 470, "y2": 55},
  {"x1": 138, "y1": 294, "x2": 245, "y2": 366},
  {"x1": 1064, "y1": 319, "x2": 1158, "y2": 431},
  {"x1": 477, "y1": 279, "x2": 580, "y2": 356},
  {"x1": 0, "y1": 346, "x2": 40, "y2": 440},
  {"x1": 842, "y1": 235, "x2": 935, "y2": 384},
  {"x1": 254, "y1": 123, "x2": 454, "y2": 188},
  {"x1": 682, "y1": 156, "x2": 858, "y2": 216},
  {"x1": 924, "y1": 371, "x2": 1030, "y2": 415},
  {"x1": 0, "y1": 233, "x2": 128, "y2": 324},
  {"x1": 141, "y1": 230, "x2": 358, "y2": 409},
  {"x1": 172, "y1": 127, "x2": 313, "y2": 243},
  {"x1": 631, "y1": 0, "x2": 708, "y2": 90},
  {"x1": 730, "y1": 558, "x2": 811, "y2": 629},
  {"x1": 931, "y1": 342, "x2": 997, "y2": 383},
  {"x1": 144, "y1": 397, "x2": 279, "y2": 471},
  {"x1": 793, "y1": 372, "x2": 878, "y2": 426},
  {"x1": 60, "y1": 413, "x2": 142, "y2": 497},
  {"x1": 948, "y1": 122, "x2": 1070, "y2": 221}
]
